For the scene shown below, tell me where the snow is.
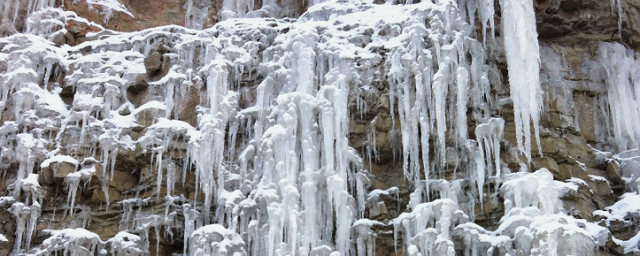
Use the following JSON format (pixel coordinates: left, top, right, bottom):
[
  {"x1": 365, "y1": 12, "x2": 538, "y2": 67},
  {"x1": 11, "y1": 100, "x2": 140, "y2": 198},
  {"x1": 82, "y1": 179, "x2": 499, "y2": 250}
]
[
  {"x1": 596, "y1": 192, "x2": 640, "y2": 223},
  {"x1": 40, "y1": 155, "x2": 79, "y2": 168},
  {"x1": 107, "y1": 231, "x2": 143, "y2": 255},
  {"x1": 40, "y1": 228, "x2": 102, "y2": 255},
  {"x1": 617, "y1": 232, "x2": 640, "y2": 254}
]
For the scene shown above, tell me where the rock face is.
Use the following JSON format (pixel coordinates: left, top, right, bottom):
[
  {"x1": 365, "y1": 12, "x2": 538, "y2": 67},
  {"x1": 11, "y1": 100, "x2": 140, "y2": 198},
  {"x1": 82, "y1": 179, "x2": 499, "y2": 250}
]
[{"x1": 0, "y1": 0, "x2": 640, "y2": 255}]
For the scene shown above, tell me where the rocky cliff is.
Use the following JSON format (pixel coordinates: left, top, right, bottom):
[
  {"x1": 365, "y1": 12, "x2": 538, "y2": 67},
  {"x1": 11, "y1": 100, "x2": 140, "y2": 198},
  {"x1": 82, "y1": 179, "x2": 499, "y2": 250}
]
[{"x1": 0, "y1": 0, "x2": 640, "y2": 255}]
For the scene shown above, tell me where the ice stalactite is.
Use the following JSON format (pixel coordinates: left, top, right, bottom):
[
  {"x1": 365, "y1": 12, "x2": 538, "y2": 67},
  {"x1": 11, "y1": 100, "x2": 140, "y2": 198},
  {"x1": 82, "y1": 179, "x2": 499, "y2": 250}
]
[
  {"x1": 64, "y1": 158, "x2": 96, "y2": 217},
  {"x1": 353, "y1": 219, "x2": 382, "y2": 256},
  {"x1": 10, "y1": 202, "x2": 31, "y2": 253},
  {"x1": 499, "y1": 0, "x2": 543, "y2": 162},
  {"x1": 460, "y1": 0, "x2": 495, "y2": 46},
  {"x1": 611, "y1": 0, "x2": 624, "y2": 41},
  {"x1": 474, "y1": 117, "x2": 505, "y2": 205}
]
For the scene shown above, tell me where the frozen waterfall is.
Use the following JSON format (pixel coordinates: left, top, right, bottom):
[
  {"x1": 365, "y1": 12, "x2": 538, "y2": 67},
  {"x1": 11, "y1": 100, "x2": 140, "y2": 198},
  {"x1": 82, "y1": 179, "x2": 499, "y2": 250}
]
[{"x1": 0, "y1": 0, "x2": 636, "y2": 255}]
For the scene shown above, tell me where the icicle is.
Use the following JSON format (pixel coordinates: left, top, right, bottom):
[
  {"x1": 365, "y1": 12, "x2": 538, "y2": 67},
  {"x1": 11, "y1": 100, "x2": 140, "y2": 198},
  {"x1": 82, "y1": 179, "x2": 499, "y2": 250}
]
[
  {"x1": 595, "y1": 42, "x2": 640, "y2": 150},
  {"x1": 611, "y1": 0, "x2": 624, "y2": 41},
  {"x1": 456, "y1": 67, "x2": 470, "y2": 143},
  {"x1": 433, "y1": 61, "x2": 451, "y2": 169},
  {"x1": 25, "y1": 201, "x2": 40, "y2": 251},
  {"x1": 9, "y1": 202, "x2": 30, "y2": 253},
  {"x1": 499, "y1": 0, "x2": 543, "y2": 162},
  {"x1": 475, "y1": 117, "x2": 505, "y2": 178}
]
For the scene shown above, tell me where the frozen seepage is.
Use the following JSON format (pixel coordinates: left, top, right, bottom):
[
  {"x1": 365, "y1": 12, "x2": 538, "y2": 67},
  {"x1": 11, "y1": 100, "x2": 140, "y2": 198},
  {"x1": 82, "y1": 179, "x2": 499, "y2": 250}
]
[
  {"x1": 4, "y1": 1, "x2": 492, "y2": 255},
  {"x1": 593, "y1": 42, "x2": 640, "y2": 151},
  {"x1": 453, "y1": 212, "x2": 598, "y2": 255},
  {"x1": 614, "y1": 150, "x2": 640, "y2": 192},
  {"x1": 499, "y1": 0, "x2": 543, "y2": 162}
]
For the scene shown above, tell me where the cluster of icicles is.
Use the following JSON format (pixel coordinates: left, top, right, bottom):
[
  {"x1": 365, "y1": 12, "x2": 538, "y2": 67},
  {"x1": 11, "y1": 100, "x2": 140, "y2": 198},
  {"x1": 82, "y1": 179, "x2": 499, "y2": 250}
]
[{"x1": 0, "y1": 0, "x2": 634, "y2": 255}]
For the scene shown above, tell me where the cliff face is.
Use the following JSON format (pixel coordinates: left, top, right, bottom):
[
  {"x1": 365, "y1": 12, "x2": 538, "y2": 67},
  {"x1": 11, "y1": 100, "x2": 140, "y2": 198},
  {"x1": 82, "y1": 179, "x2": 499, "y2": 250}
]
[{"x1": 1, "y1": 0, "x2": 640, "y2": 255}]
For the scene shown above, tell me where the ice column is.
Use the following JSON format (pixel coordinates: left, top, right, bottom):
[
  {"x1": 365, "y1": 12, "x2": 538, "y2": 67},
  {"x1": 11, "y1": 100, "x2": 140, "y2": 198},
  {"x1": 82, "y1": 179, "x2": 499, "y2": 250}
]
[{"x1": 499, "y1": 0, "x2": 543, "y2": 162}]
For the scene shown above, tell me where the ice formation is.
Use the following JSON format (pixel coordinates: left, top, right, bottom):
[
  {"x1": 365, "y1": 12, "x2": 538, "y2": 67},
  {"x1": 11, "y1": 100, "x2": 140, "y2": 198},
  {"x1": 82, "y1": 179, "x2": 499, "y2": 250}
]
[
  {"x1": 498, "y1": 0, "x2": 543, "y2": 162},
  {"x1": 592, "y1": 42, "x2": 640, "y2": 151},
  {"x1": 0, "y1": 0, "x2": 635, "y2": 255}
]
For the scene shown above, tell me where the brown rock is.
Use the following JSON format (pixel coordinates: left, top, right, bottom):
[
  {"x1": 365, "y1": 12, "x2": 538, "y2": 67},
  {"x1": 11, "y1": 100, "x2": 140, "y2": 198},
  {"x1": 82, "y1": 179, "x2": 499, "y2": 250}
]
[
  {"x1": 63, "y1": 0, "x2": 192, "y2": 32},
  {"x1": 136, "y1": 107, "x2": 165, "y2": 127},
  {"x1": 41, "y1": 166, "x2": 55, "y2": 185},
  {"x1": 532, "y1": 157, "x2": 560, "y2": 173},
  {"x1": 66, "y1": 19, "x2": 102, "y2": 38},
  {"x1": 91, "y1": 187, "x2": 122, "y2": 205},
  {"x1": 145, "y1": 52, "x2": 163, "y2": 74},
  {"x1": 606, "y1": 161, "x2": 623, "y2": 185},
  {"x1": 557, "y1": 164, "x2": 587, "y2": 180},
  {"x1": 586, "y1": 176, "x2": 613, "y2": 196},
  {"x1": 51, "y1": 162, "x2": 78, "y2": 184}
]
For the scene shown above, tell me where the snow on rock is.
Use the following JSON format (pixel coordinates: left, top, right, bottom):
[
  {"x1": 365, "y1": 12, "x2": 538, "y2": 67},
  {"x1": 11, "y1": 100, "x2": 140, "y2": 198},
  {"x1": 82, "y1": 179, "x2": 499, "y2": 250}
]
[
  {"x1": 77, "y1": 0, "x2": 133, "y2": 24},
  {"x1": 107, "y1": 231, "x2": 144, "y2": 256},
  {"x1": 40, "y1": 155, "x2": 79, "y2": 169},
  {"x1": 37, "y1": 228, "x2": 102, "y2": 255}
]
